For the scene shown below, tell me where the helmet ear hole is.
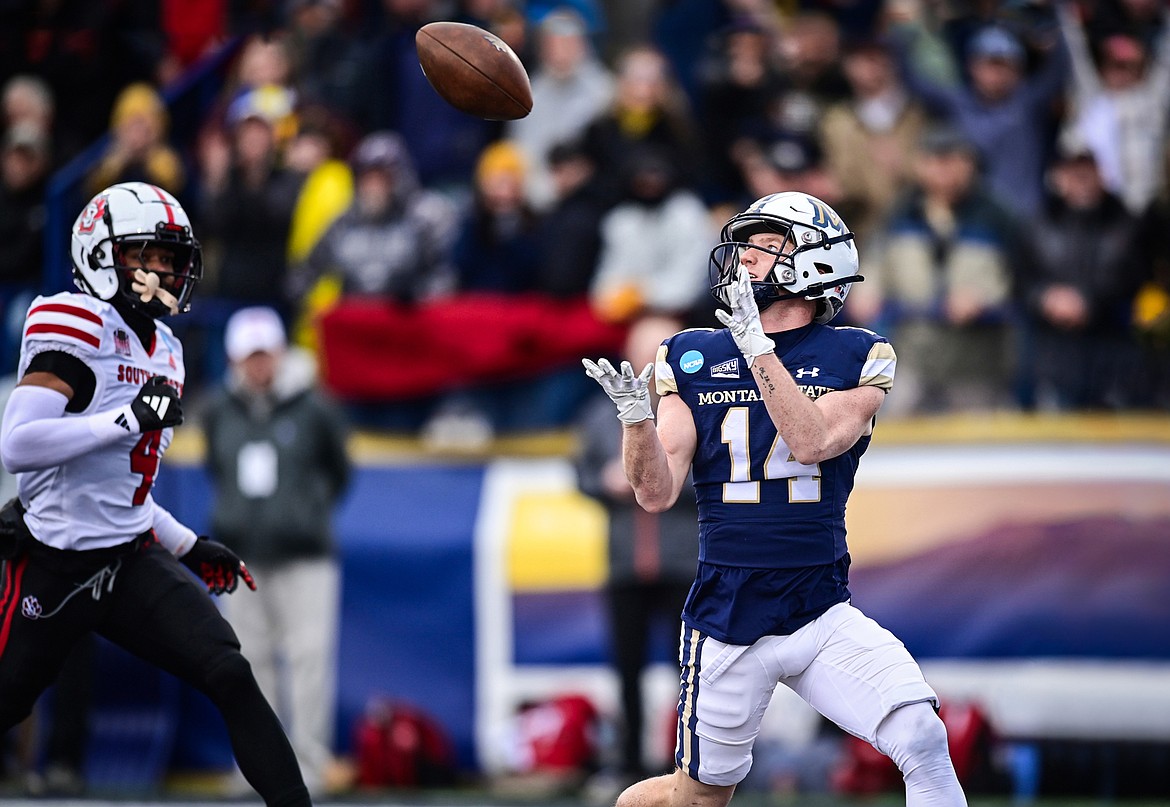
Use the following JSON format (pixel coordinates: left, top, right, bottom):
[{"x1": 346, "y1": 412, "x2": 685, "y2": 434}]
[{"x1": 814, "y1": 262, "x2": 834, "y2": 275}]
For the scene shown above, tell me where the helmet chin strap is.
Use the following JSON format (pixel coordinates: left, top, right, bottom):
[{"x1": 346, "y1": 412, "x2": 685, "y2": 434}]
[
  {"x1": 131, "y1": 269, "x2": 180, "y2": 315},
  {"x1": 752, "y1": 273, "x2": 865, "y2": 311}
]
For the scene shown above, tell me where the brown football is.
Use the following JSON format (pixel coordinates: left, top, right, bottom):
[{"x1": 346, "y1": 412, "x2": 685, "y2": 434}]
[{"x1": 415, "y1": 21, "x2": 533, "y2": 121}]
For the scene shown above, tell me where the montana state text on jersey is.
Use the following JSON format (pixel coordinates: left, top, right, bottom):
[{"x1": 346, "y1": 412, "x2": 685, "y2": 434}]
[{"x1": 655, "y1": 321, "x2": 895, "y2": 644}]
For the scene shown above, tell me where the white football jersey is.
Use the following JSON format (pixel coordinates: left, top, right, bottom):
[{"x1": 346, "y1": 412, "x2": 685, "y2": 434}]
[{"x1": 16, "y1": 292, "x2": 185, "y2": 551}]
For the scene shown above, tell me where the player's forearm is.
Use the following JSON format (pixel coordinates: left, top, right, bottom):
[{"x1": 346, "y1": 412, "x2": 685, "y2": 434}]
[
  {"x1": 751, "y1": 353, "x2": 832, "y2": 465},
  {"x1": 621, "y1": 421, "x2": 679, "y2": 512},
  {"x1": 151, "y1": 500, "x2": 198, "y2": 556}
]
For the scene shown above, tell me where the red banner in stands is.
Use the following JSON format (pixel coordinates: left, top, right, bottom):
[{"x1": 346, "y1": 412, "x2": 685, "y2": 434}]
[{"x1": 318, "y1": 294, "x2": 628, "y2": 400}]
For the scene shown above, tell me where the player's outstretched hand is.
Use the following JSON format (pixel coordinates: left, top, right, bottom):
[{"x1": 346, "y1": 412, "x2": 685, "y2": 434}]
[
  {"x1": 715, "y1": 265, "x2": 775, "y2": 367},
  {"x1": 180, "y1": 536, "x2": 257, "y2": 595},
  {"x1": 129, "y1": 376, "x2": 183, "y2": 432},
  {"x1": 582, "y1": 357, "x2": 654, "y2": 424}
]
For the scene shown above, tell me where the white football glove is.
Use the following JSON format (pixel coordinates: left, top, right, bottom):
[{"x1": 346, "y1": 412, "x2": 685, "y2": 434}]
[
  {"x1": 715, "y1": 265, "x2": 775, "y2": 367},
  {"x1": 582, "y1": 358, "x2": 654, "y2": 424}
]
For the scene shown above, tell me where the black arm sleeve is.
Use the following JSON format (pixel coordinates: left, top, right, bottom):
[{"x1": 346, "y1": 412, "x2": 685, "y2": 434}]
[{"x1": 25, "y1": 351, "x2": 97, "y2": 413}]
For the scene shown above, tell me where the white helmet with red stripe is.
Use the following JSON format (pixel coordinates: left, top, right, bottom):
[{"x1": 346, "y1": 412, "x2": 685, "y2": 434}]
[{"x1": 71, "y1": 182, "x2": 203, "y2": 317}]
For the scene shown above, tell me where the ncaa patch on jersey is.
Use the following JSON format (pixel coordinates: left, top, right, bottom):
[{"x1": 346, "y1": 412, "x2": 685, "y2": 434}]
[
  {"x1": 680, "y1": 350, "x2": 704, "y2": 374},
  {"x1": 710, "y1": 358, "x2": 740, "y2": 379}
]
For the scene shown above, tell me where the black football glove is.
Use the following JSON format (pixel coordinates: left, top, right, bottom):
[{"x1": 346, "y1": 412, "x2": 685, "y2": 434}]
[
  {"x1": 129, "y1": 376, "x2": 183, "y2": 432},
  {"x1": 180, "y1": 536, "x2": 257, "y2": 595}
]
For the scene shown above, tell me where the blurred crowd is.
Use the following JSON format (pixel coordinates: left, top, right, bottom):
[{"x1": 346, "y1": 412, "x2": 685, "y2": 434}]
[{"x1": 3, "y1": 0, "x2": 1170, "y2": 437}]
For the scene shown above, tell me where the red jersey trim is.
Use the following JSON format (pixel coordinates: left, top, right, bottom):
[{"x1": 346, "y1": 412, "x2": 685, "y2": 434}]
[
  {"x1": 25, "y1": 323, "x2": 102, "y2": 348},
  {"x1": 28, "y1": 303, "x2": 103, "y2": 326}
]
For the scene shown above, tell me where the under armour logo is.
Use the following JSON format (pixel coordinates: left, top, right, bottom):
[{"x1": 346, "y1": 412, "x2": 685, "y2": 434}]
[
  {"x1": 795, "y1": 367, "x2": 821, "y2": 378},
  {"x1": 21, "y1": 596, "x2": 42, "y2": 619}
]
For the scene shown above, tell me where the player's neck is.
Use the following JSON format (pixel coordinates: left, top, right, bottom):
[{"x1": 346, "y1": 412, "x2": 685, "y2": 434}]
[
  {"x1": 110, "y1": 295, "x2": 157, "y2": 349},
  {"x1": 760, "y1": 299, "x2": 816, "y2": 334}
]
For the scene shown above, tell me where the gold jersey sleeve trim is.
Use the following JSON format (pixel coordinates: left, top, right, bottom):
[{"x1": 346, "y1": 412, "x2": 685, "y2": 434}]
[
  {"x1": 655, "y1": 343, "x2": 678, "y2": 395},
  {"x1": 860, "y1": 341, "x2": 896, "y2": 392}
]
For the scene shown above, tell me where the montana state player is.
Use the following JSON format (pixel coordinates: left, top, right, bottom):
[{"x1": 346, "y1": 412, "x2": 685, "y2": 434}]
[
  {"x1": 0, "y1": 183, "x2": 312, "y2": 806},
  {"x1": 584, "y1": 192, "x2": 967, "y2": 807}
]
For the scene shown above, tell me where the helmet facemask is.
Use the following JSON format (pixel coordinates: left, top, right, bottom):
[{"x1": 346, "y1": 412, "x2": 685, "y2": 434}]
[
  {"x1": 110, "y1": 225, "x2": 202, "y2": 318},
  {"x1": 708, "y1": 219, "x2": 801, "y2": 313}
]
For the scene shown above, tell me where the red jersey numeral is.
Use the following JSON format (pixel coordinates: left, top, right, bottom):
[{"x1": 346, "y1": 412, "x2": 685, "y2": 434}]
[{"x1": 130, "y1": 431, "x2": 162, "y2": 505}]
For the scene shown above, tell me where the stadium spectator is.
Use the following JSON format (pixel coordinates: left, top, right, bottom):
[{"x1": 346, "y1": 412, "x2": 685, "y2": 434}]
[
  {"x1": 195, "y1": 34, "x2": 297, "y2": 161},
  {"x1": 589, "y1": 145, "x2": 712, "y2": 327},
  {"x1": 1058, "y1": 1, "x2": 1170, "y2": 216},
  {"x1": 895, "y1": 18, "x2": 1069, "y2": 218},
  {"x1": 696, "y1": 20, "x2": 785, "y2": 206},
  {"x1": 192, "y1": 83, "x2": 303, "y2": 390},
  {"x1": 231, "y1": 33, "x2": 296, "y2": 98},
  {"x1": 293, "y1": 130, "x2": 455, "y2": 303},
  {"x1": 535, "y1": 139, "x2": 606, "y2": 299},
  {"x1": 820, "y1": 35, "x2": 929, "y2": 248},
  {"x1": 850, "y1": 125, "x2": 1021, "y2": 415},
  {"x1": 1, "y1": 76, "x2": 54, "y2": 152},
  {"x1": 205, "y1": 306, "x2": 352, "y2": 796},
  {"x1": 505, "y1": 7, "x2": 615, "y2": 211},
  {"x1": 453, "y1": 142, "x2": 542, "y2": 294},
  {"x1": 1019, "y1": 137, "x2": 1149, "y2": 410},
  {"x1": 282, "y1": 0, "x2": 367, "y2": 125},
  {"x1": 1, "y1": 75, "x2": 62, "y2": 183},
  {"x1": 768, "y1": 11, "x2": 851, "y2": 138},
  {"x1": 85, "y1": 82, "x2": 186, "y2": 198},
  {"x1": 581, "y1": 44, "x2": 701, "y2": 209},
  {"x1": 197, "y1": 84, "x2": 302, "y2": 312},
  {"x1": 283, "y1": 105, "x2": 356, "y2": 349}
]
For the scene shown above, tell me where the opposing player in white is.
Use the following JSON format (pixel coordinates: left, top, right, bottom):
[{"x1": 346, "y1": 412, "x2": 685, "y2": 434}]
[
  {"x1": 585, "y1": 192, "x2": 967, "y2": 807},
  {"x1": 0, "y1": 182, "x2": 313, "y2": 806}
]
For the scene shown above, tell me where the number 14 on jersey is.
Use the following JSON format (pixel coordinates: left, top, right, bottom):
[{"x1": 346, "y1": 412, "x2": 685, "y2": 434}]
[{"x1": 720, "y1": 407, "x2": 821, "y2": 504}]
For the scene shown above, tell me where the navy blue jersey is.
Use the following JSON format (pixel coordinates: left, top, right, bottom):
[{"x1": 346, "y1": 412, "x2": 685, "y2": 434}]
[{"x1": 656, "y1": 321, "x2": 896, "y2": 643}]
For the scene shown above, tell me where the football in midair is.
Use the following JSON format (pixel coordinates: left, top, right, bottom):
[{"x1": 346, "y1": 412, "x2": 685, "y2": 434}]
[{"x1": 415, "y1": 21, "x2": 533, "y2": 121}]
